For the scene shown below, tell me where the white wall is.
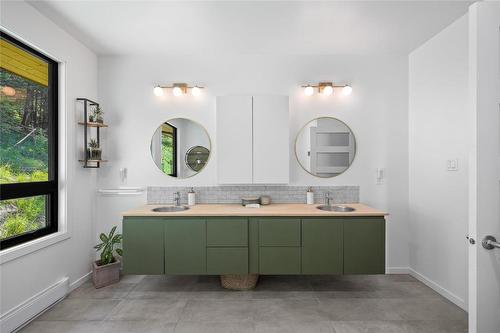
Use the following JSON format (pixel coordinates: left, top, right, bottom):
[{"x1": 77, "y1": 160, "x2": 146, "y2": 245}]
[
  {"x1": 97, "y1": 54, "x2": 409, "y2": 270},
  {"x1": 409, "y1": 15, "x2": 469, "y2": 308},
  {"x1": 0, "y1": 0, "x2": 97, "y2": 326}
]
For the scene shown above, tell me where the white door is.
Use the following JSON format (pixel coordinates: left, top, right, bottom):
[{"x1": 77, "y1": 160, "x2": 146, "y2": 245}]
[
  {"x1": 216, "y1": 96, "x2": 253, "y2": 184},
  {"x1": 468, "y1": 2, "x2": 500, "y2": 332},
  {"x1": 252, "y1": 95, "x2": 289, "y2": 184}
]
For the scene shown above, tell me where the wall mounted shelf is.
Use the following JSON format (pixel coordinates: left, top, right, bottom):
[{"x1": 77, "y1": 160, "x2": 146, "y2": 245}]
[{"x1": 77, "y1": 98, "x2": 107, "y2": 168}]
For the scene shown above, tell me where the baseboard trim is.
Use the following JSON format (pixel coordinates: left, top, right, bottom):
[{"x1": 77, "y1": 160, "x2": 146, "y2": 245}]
[
  {"x1": 408, "y1": 268, "x2": 467, "y2": 311},
  {"x1": 69, "y1": 271, "x2": 91, "y2": 292},
  {"x1": 386, "y1": 267, "x2": 410, "y2": 274},
  {"x1": 0, "y1": 277, "x2": 69, "y2": 333}
]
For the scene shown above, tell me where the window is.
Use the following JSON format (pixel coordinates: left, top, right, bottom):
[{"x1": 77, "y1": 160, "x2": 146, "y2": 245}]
[
  {"x1": 0, "y1": 32, "x2": 58, "y2": 250},
  {"x1": 161, "y1": 122, "x2": 177, "y2": 177}
]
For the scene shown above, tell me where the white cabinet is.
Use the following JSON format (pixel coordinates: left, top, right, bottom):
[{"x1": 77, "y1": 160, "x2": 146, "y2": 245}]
[
  {"x1": 216, "y1": 96, "x2": 253, "y2": 184},
  {"x1": 216, "y1": 95, "x2": 289, "y2": 184}
]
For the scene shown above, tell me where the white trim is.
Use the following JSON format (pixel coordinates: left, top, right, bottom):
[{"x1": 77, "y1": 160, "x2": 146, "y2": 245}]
[
  {"x1": 69, "y1": 271, "x2": 92, "y2": 292},
  {"x1": 386, "y1": 267, "x2": 410, "y2": 274},
  {"x1": 409, "y1": 268, "x2": 467, "y2": 311},
  {"x1": 0, "y1": 232, "x2": 70, "y2": 264},
  {"x1": 0, "y1": 277, "x2": 69, "y2": 333}
]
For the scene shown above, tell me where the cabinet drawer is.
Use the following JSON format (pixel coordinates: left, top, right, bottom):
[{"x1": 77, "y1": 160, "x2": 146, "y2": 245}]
[
  {"x1": 207, "y1": 248, "x2": 248, "y2": 274},
  {"x1": 258, "y1": 218, "x2": 301, "y2": 246},
  {"x1": 207, "y1": 218, "x2": 248, "y2": 247},
  {"x1": 259, "y1": 247, "x2": 301, "y2": 274}
]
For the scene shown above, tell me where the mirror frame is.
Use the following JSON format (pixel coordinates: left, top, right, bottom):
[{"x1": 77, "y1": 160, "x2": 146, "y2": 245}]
[
  {"x1": 150, "y1": 117, "x2": 212, "y2": 179},
  {"x1": 294, "y1": 116, "x2": 357, "y2": 178}
]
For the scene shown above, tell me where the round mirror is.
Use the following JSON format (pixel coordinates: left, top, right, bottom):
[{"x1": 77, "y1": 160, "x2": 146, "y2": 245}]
[
  {"x1": 150, "y1": 118, "x2": 211, "y2": 178},
  {"x1": 295, "y1": 117, "x2": 356, "y2": 178}
]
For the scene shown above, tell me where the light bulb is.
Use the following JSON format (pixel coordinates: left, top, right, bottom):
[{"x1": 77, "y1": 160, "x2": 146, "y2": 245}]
[
  {"x1": 153, "y1": 86, "x2": 164, "y2": 96},
  {"x1": 172, "y1": 86, "x2": 183, "y2": 97},
  {"x1": 342, "y1": 85, "x2": 352, "y2": 95},
  {"x1": 322, "y1": 85, "x2": 334, "y2": 96},
  {"x1": 304, "y1": 85, "x2": 314, "y2": 96},
  {"x1": 1, "y1": 86, "x2": 16, "y2": 96},
  {"x1": 191, "y1": 86, "x2": 201, "y2": 97}
]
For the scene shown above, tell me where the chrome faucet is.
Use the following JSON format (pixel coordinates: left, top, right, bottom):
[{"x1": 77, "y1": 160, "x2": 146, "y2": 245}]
[
  {"x1": 173, "y1": 192, "x2": 181, "y2": 206},
  {"x1": 325, "y1": 192, "x2": 332, "y2": 206}
]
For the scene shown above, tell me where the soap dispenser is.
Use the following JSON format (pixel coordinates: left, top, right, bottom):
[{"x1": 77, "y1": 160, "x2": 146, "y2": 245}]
[
  {"x1": 306, "y1": 187, "x2": 314, "y2": 205},
  {"x1": 188, "y1": 187, "x2": 196, "y2": 206}
]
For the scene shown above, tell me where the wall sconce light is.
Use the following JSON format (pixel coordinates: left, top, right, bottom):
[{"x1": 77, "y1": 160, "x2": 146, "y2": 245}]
[
  {"x1": 301, "y1": 82, "x2": 352, "y2": 96},
  {"x1": 153, "y1": 83, "x2": 204, "y2": 97}
]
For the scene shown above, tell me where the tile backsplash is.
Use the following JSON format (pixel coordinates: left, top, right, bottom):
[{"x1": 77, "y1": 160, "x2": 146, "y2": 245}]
[{"x1": 147, "y1": 186, "x2": 359, "y2": 205}]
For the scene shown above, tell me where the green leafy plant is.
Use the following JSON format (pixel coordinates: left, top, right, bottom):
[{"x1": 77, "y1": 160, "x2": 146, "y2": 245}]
[
  {"x1": 94, "y1": 226, "x2": 123, "y2": 266},
  {"x1": 88, "y1": 138, "x2": 99, "y2": 148},
  {"x1": 90, "y1": 106, "x2": 104, "y2": 123}
]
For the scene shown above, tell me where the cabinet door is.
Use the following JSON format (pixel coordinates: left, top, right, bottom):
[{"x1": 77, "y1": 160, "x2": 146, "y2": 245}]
[
  {"x1": 122, "y1": 218, "x2": 164, "y2": 274},
  {"x1": 302, "y1": 219, "x2": 343, "y2": 274},
  {"x1": 165, "y1": 219, "x2": 206, "y2": 274},
  {"x1": 216, "y1": 96, "x2": 253, "y2": 184},
  {"x1": 343, "y1": 218, "x2": 385, "y2": 274},
  {"x1": 252, "y1": 95, "x2": 289, "y2": 184}
]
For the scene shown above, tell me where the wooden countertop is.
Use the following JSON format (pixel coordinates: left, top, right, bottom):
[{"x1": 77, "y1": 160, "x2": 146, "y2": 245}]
[{"x1": 122, "y1": 203, "x2": 387, "y2": 217}]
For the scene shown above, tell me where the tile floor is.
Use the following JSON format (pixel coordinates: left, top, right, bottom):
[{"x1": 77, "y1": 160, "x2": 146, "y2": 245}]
[{"x1": 20, "y1": 274, "x2": 467, "y2": 333}]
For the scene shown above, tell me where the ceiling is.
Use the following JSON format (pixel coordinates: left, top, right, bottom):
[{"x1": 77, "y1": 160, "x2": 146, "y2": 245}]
[{"x1": 28, "y1": 1, "x2": 473, "y2": 56}]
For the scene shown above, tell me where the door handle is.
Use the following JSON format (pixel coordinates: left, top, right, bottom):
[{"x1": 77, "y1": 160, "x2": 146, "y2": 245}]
[{"x1": 482, "y1": 235, "x2": 500, "y2": 250}]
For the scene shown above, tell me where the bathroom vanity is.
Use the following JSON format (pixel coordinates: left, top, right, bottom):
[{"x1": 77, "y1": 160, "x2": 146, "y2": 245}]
[{"x1": 121, "y1": 204, "x2": 386, "y2": 276}]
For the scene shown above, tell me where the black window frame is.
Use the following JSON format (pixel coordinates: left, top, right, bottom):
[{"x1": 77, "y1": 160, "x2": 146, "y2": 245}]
[
  {"x1": 164, "y1": 122, "x2": 177, "y2": 177},
  {"x1": 0, "y1": 31, "x2": 59, "y2": 250}
]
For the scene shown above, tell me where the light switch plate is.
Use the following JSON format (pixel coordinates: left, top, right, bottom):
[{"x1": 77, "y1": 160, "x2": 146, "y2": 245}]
[{"x1": 446, "y1": 159, "x2": 459, "y2": 171}]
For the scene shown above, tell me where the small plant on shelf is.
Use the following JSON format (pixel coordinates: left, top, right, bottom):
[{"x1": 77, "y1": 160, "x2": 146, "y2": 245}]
[
  {"x1": 92, "y1": 226, "x2": 123, "y2": 288},
  {"x1": 89, "y1": 105, "x2": 104, "y2": 123},
  {"x1": 87, "y1": 139, "x2": 102, "y2": 160}
]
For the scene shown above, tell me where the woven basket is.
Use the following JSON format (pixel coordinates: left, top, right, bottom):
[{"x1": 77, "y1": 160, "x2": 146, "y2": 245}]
[{"x1": 220, "y1": 274, "x2": 259, "y2": 290}]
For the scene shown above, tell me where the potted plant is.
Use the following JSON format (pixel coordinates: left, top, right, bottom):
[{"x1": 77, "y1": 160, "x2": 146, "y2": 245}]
[
  {"x1": 93, "y1": 226, "x2": 123, "y2": 288},
  {"x1": 87, "y1": 139, "x2": 102, "y2": 160},
  {"x1": 89, "y1": 105, "x2": 104, "y2": 123}
]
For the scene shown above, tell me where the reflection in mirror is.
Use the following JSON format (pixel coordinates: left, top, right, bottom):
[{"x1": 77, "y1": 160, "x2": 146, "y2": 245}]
[
  {"x1": 295, "y1": 117, "x2": 356, "y2": 178},
  {"x1": 150, "y1": 118, "x2": 211, "y2": 178}
]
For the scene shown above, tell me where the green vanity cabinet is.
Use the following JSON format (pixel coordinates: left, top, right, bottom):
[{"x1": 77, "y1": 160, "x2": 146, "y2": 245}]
[
  {"x1": 164, "y1": 219, "x2": 206, "y2": 274},
  {"x1": 122, "y1": 215, "x2": 386, "y2": 276},
  {"x1": 343, "y1": 217, "x2": 385, "y2": 274},
  {"x1": 122, "y1": 218, "x2": 165, "y2": 274},
  {"x1": 301, "y1": 219, "x2": 343, "y2": 274}
]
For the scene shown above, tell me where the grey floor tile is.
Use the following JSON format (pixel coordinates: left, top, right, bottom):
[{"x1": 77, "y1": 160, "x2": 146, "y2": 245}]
[
  {"x1": 179, "y1": 300, "x2": 254, "y2": 323},
  {"x1": 255, "y1": 276, "x2": 313, "y2": 291},
  {"x1": 37, "y1": 298, "x2": 120, "y2": 321},
  {"x1": 107, "y1": 299, "x2": 187, "y2": 322},
  {"x1": 251, "y1": 290, "x2": 317, "y2": 300},
  {"x1": 395, "y1": 298, "x2": 467, "y2": 321},
  {"x1": 20, "y1": 320, "x2": 103, "y2": 333},
  {"x1": 254, "y1": 320, "x2": 334, "y2": 333},
  {"x1": 68, "y1": 281, "x2": 136, "y2": 299},
  {"x1": 119, "y1": 274, "x2": 146, "y2": 284},
  {"x1": 405, "y1": 320, "x2": 468, "y2": 333},
  {"x1": 174, "y1": 321, "x2": 254, "y2": 333},
  {"x1": 253, "y1": 299, "x2": 329, "y2": 322},
  {"x1": 330, "y1": 320, "x2": 414, "y2": 333},
  {"x1": 99, "y1": 320, "x2": 176, "y2": 333},
  {"x1": 318, "y1": 298, "x2": 404, "y2": 321},
  {"x1": 310, "y1": 277, "x2": 375, "y2": 292}
]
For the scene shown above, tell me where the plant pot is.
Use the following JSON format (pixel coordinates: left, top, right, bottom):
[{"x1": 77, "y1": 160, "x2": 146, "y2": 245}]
[
  {"x1": 87, "y1": 147, "x2": 102, "y2": 160},
  {"x1": 92, "y1": 258, "x2": 120, "y2": 288}
]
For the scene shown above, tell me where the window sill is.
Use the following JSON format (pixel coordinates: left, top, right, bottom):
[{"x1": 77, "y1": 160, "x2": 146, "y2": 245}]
[{"x1": 0, "y1": 231, "x2": 70, "y2": 264}]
